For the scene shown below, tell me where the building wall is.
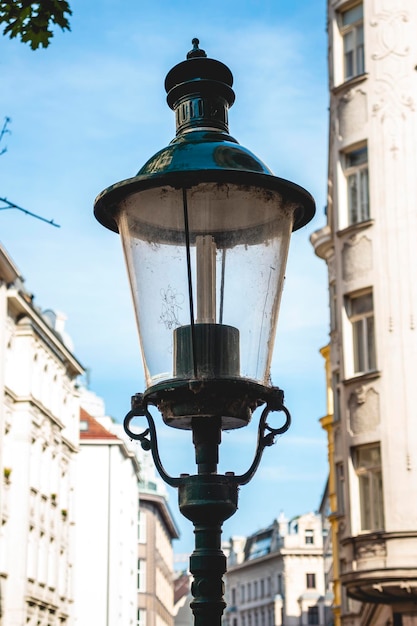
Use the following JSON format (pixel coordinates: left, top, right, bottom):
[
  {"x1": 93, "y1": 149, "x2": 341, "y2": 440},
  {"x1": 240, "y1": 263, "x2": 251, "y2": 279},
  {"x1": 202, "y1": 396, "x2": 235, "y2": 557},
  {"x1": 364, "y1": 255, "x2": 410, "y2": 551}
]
[
  {"x1": 0, "y1": 250, "x2": 84, "y2": 626},
  {"x1": 311, "y1": 1, "x2": 417, "y2": 624},
  {"x1": 88, "y1": 413, "x2": 179, "y2": 626},
  {"x1": 73, "y1": 413, "x2": 139, "y2": 626},
  {"x1": 319, "y1": 346, "x2": 341, "y2": 626},
  {"x1": 225, "y1": 514, "x2": 325, "y2": 626},
  {"x1": 138, "y1": 492, "x2": 178, "y2": 626}
]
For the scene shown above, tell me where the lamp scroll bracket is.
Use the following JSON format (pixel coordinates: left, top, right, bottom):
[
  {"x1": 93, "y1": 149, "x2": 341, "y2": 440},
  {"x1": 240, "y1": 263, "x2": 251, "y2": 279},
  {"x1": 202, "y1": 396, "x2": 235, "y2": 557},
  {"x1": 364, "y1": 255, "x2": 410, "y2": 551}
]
[
  {"x1": 123, "y1": 394, "x2": 181, "y2": 487},
  {"x1": 232, "y1": 390, "x2": 291, "y2": 486}
]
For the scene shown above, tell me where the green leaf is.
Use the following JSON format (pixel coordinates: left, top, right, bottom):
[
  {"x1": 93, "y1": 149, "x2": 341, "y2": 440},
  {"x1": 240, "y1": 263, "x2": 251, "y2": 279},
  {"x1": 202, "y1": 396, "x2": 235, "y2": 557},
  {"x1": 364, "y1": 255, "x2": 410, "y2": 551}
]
[{"x1": 0, "y1": 1, "x2": 72, "y2": 49}]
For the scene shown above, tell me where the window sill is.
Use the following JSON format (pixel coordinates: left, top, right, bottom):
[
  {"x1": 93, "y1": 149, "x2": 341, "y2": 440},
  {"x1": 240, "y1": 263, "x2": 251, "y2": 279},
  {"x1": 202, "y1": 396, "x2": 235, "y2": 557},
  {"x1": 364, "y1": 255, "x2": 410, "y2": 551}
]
[
  {"x1": 336, "y1": 218, "x2": 374, "y2": 238},
  {"x1": 332, "y1": 72, "x2": 368, "y2": 95},
  {"x1": 342, "y1": 370, "x2": 381, "y2": 385}
]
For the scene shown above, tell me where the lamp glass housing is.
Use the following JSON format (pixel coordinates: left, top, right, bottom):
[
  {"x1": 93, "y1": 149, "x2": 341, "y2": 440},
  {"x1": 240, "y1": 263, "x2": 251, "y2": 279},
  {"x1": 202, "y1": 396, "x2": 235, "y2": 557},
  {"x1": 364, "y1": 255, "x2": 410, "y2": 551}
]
[{"x1": 116, "y1": 180, "x2": 295, "y2": 390}]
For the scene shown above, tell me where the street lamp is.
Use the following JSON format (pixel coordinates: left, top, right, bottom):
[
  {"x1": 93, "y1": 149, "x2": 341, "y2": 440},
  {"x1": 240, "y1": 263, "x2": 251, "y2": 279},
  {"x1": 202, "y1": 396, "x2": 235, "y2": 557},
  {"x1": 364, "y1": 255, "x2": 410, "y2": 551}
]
[{"x1": 94, "y1": 39, "x2": 315, "y2": 626}]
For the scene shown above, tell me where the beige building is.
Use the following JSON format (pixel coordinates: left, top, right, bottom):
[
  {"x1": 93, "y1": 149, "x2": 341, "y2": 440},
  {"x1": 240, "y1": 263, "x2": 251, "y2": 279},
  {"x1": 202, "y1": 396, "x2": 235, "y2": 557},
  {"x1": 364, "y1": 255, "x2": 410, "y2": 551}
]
[
  {"x1": 311, "y1": 1, "x2": 417, "y2": 624},
  {"x1": 137, "y1": 478, "x2": 179, "y2": 626},
  {"x1": 0, "y1": 244, "x2": 84, "y2": 626},
  {"x1": 224, "y1": 513, "x2": 325, "y2": 626}
]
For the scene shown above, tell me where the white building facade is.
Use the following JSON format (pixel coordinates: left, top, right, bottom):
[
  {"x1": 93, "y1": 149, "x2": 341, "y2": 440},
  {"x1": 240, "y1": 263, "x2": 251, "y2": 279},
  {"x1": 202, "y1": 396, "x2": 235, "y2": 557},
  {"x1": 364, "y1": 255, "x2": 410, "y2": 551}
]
[
  {"x1": 0, "y1": 244, "x2": 84, "y2": 626},
  {"x1": 112, "y1": 420, "x2": 179, "y2": 626},
  {"x1": 76, "y1": 395, "x2": 179, "y2": 626},
  {"x1": 224, "y1": 513, "x2": 325, "y2": 626},
  {"x1": 311, "y1": 1, "x2": 417, "y2": 624},
  {"x1": 74, "y1": 409, "x2": 140, "y2": 626}
]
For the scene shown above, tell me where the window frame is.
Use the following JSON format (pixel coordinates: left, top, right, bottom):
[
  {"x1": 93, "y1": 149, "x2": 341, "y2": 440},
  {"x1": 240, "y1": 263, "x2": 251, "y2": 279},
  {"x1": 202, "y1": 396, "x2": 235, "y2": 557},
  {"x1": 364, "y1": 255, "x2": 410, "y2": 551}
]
[
  {"x1": 340, "y1": 3, "x2": 365, "y2": 81},
  {"x1": 306, "y1": 573, "x2": 316, "y2": 589},
  {"x1": 137, "y1": 558, "x2": 146, "y2": 592},
  {"x1": 308, "y1": 606, "x2": 319, "y2": 626},
  {"x1": 343, "y1": 145, "x2": 369, "y2": 225},
  {"x1": 346, "y1": 290, "x2": 376, "y2": 375},
  {"x1": 353, "y1": 444, "x2": 385, "y2": 531},
  {"x1": 336, "y1": 462, "x2": 345, "y2": 514},
  {"x1": 137, "y1": 608, "x2": 146, "y2": 626},
  {"x1": 138, "y1": 509, "x2": 147, "y2": 543}
]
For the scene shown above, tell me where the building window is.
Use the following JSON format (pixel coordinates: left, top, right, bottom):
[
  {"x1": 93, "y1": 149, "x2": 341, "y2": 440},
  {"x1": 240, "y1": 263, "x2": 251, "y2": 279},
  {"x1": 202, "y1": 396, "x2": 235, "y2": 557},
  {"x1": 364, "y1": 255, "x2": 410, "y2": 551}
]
[
  {"x1": 254, "y1": 580, "x2": 258, "y2": 599},
  {"x1": 347, "y1": 291, "x2": 376, "y2": 374},
  {"x1": 231, "y1": 588, "x2": 236, "y2": 606},
  {"x1": 308, "y1": 606, "x2": 319, "y2": 625},
  {"x1": 344, "y1": 145, "x2": 369, "y2": 225},
  {"x1": 137, "y1": 559, "x2": 146, "y2": 592},
  {"x1": 336, "y1": 462, "x2": 345, "y2": 514},
  {"x1": 277, "y1": 574, "x2": 282, "y2": 595},
  {"x1": 353, "y1": 444, "x2": 384, "y2": 531},
  {"x1": 137, "y1": 609, "x2": 146, "y2": 626},
  {"x1": 260, "y1": 578, "x2": 264, "y2": 598},
  {"x1": 305, "y1": 529, "x2": 314, "y2": 544},
  {"x1": 241, "y1": 584, "x2": 246, "y2": 603},
  {"x1": 332, "y1": 372, "x2": 341, "y2": 422},
  {"x1": 247, "y1": 582, "x2": 251, "y2": 601},
  {"x1": 138, "y1": 509, "x2": 146, "y2": 543},
  {"x1": 340, "y1": 3, "x2": 364, "y2": 80},
  {"x1": 306, "y1": 573, "x2": 316, "y2": 589},
  {"x1": 330, "y1": 282, "x2": 338, "y2": 331}
]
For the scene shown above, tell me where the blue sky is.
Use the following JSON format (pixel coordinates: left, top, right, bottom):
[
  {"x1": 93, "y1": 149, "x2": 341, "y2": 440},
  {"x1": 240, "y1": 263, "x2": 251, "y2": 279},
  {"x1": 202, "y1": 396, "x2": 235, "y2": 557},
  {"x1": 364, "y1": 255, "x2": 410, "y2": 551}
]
[{"x1": 2, "y1": 0, "x2": 330, "y2": 555}]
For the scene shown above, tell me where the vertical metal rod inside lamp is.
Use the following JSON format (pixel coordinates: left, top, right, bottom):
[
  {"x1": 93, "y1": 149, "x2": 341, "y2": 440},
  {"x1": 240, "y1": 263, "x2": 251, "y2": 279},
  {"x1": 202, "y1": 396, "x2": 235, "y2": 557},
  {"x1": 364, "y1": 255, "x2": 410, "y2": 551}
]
[
  {"x1": 182, "y1": 187, "x2": 198, "y2": 379},
  {"x1": 196, "y1": 235, "x2": 216, "y2": 323}
]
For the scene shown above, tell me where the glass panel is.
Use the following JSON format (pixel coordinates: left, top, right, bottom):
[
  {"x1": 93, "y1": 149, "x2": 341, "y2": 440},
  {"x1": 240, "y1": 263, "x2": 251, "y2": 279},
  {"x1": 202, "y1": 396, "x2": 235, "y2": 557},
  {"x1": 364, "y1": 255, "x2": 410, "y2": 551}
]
[
  {"x1": 352, "y1": 319, "x2": 364, "y2": 372},
  {"x1": 374, "y1": 470, "x2": 385, "y2": 529},
  {"x1": 333, "y1": 372, "x2": 341, "y2": 422},
  {"x1": 356, "y1": 24, "x2": 365, "y2": 74},
  {"x1": 348, "y1": 173, "x2": 358, "y2": 223},
  {"x1": 350, "y1": 292, "x2": 373, "y2": 316},
  {"x1": 330, "y1": 283, "x2": 337, "y2": 331},
  {"x1": 359, "y1": 474, "x2": 371, "y2": 529},
  {"x1": 357, "y1": 444, "x2": 380, "y2": 467},
  {"x1": 366, "y1": 316, "x2": 376, "y2": 370},
  {"x1": 342, "y1": 4, "x2": 363, "y2": 27},
  {"x1": 344, "y1": 31, "x2": 354, "y2": 78},
  {"x1": 346, "y1": 146, "x2": 367, "y2": 168},
  {"x1": 336, "y1": 463, "x2": 345, "y2": 512},
  {"x1": 360, "y1": 168, "x2": 369, "y2": 220},
  {"x1": 118, "y1": 183, "x2": 294, "y2": 387}
]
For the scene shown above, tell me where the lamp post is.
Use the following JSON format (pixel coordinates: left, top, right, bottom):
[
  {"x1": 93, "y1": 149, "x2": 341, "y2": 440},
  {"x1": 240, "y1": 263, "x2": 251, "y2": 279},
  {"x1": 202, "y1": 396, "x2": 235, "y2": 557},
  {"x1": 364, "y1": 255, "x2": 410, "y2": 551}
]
[{"x1": 94, "y1": 39, "x2": 315, "y2": 626}]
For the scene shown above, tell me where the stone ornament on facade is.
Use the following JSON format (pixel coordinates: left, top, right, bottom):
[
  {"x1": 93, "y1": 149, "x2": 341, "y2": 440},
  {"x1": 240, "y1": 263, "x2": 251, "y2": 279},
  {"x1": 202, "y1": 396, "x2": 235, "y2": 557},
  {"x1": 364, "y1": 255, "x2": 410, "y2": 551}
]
[
  {"x1": 370, "y1": 4, "x2": 415, "y2": 127},
  {"x1": 354, "y1": 536, "x2": 387, "y2": 561},
  {"x1": 337, "y1": 88, "x2": 367, "y2": 140},
  {"x1": 348, "y1": 385, "x2": 380, "y2": 435},
  {"x1": 370, "y1": 6, "x2": 410, "y2": 61},
  {"x1": 342, "y1": 235, "x2": 372, "y2": 282}
]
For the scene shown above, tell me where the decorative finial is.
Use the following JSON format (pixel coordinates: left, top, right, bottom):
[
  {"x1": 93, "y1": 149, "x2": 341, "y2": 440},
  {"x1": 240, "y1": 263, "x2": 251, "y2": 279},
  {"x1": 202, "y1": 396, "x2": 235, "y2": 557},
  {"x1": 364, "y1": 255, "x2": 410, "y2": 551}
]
[{"x1": 187, "y1": 38, "x2": 207, "y2": 59}]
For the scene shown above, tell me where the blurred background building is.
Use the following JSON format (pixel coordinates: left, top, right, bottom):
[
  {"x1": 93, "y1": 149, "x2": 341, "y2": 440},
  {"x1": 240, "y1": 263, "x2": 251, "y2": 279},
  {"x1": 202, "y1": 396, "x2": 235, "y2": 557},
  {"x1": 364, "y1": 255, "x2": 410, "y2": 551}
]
[
  {"x1": 0, "y1": 245, "x2": 84, "y2": 625},
  {"x1": 224, "y1": 513, "x2": 325, "y2": 626},
  {"x1": 80, "y1": 393, "x2": 180, "y2": 626},
  {"x1": 0, "y1": 243, "x2": 179, "y2": 626}
]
